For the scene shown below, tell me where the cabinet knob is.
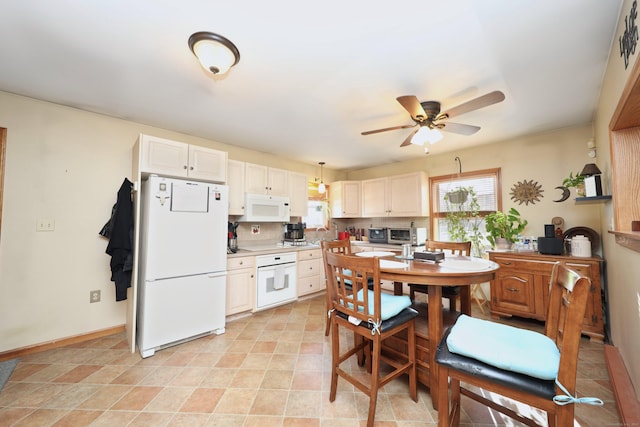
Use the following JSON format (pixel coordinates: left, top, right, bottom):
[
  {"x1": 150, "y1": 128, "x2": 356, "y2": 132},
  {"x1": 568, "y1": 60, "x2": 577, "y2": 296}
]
[
  {"x1": 183, "y1": 165, "x2": 188, "y2": 169},
  {"x1": 506, "y1": 287, "x2": 520, "y2": 292},
  {"x1": 190, "y1": 166, "x2": 194, "y2": 170},
  {"x1": 239, "y1": 261, "x2": 243, "y2": 265}
]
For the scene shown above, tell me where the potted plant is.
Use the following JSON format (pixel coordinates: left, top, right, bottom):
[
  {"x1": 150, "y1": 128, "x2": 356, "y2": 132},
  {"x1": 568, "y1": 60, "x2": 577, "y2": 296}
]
[
  {"x1": 444, "y1": 187, "x2": 484, "y2": 256},
  {"x1": 562, "y1": 171, "x2": 585, "y2": 196},
  {"x1": 445, "y1": 188, "x2": 469, "y2": 204},
  {"x1": 485, "y1": 208, "x2": 528, "y2": 249}
]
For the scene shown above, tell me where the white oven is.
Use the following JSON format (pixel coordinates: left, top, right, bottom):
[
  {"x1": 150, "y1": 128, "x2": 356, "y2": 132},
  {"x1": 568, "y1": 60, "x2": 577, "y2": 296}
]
[{"x1": 255, "y1": 252, "x2": 297, "y2": 310}]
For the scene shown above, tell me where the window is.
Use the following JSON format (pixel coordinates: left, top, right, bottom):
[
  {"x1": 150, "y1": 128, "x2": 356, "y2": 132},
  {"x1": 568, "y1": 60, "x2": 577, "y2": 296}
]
[
  {"x1": 430, "y1": 168, "x2": 501, "y2": 254},
  {"x1": 302, "y1": 182, "x2": 330, "y2": 230}
]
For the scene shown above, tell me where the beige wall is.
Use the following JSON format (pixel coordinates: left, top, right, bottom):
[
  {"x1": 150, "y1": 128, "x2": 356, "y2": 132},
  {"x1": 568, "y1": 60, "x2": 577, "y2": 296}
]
[
  {"x1": 345, "y1": 125, "x2": 602, "y2": 251},
  {"x1": 593, "y1": 0, "x2": 640, "y2": 399},
  {"x1": 0, "y1": 91, "x2": 328, "y2": 353}
]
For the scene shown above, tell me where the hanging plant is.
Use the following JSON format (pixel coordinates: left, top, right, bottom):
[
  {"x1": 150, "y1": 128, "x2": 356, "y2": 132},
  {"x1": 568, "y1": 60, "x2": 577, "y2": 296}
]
[
  {"x1": 444, "y1": 186, "x2": 484, "y2": 256},
  {"x1": 446, "y1": 188, "x2": 469, "y2": 204}
]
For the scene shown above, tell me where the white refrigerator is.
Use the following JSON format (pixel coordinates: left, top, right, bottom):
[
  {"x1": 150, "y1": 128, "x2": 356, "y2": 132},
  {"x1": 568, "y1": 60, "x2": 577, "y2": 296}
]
[{"x1": 137, "y1": 175, "x2": 228, "y2": 358}]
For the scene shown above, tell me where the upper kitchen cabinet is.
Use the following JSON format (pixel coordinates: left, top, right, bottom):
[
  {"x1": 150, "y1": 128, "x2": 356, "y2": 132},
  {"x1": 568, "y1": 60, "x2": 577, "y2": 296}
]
[
  {"x1": 245, "y1": 163, "x2": 289, "y2": 196},
  {"x1": 136, "y1": 134, "x2": 227, "y2": 183},
  {"x1": 288, "y1": 171, "x2": 309, "y2": 217},
  {"x1": 362, "y1": 172, "x2": 428, "y2": 217},
  {"x1": 227, "y1": 160, "x2": 246, "y2": 215},
  {"x1": 331, "y1": 181, "x2": 362, "y2": 218}
]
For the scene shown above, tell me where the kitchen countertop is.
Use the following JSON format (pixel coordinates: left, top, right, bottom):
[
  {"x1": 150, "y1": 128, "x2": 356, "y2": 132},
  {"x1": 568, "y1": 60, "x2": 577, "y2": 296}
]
[
  {"x1": 228, "y1": 243, "x2": 321, "y2": 257},
  {"x1": 227, "y1": 240, "x2": 422, "y2": 258}
]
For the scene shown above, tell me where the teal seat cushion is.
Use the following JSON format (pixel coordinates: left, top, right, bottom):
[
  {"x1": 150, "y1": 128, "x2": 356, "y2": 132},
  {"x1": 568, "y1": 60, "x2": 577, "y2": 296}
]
[
  {"x1": 446, "y1": 314, "x2": 560, "y2": 380},
  {"x1": 354, "y1": 289, "x2": 412, "y2": 321}
]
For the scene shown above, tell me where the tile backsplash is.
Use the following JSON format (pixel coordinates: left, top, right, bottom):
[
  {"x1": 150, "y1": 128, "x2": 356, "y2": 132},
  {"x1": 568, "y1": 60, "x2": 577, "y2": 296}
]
[{"x1": 229, "y1": 217, "x2": 430, "y2": 246}]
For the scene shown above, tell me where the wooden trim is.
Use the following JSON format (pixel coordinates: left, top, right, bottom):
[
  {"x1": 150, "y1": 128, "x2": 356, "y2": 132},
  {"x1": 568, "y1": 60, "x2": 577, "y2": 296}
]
[
  {"x1": 610, "y1": 55, "x2": 640, "y2": 131},
  {"x1": 604, "y1": 344, "x2": 640, "y2": 425},
  {"x1": 0, "y1": 325, "x2": 125, "y2": 362},
  {"x1": 608, "y1": 230, "x2": 640, "y2": 252}
]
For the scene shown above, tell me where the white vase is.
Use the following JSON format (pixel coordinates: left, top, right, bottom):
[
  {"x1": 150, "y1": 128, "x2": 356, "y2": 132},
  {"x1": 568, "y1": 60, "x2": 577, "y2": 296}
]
[{"x1": 495, "y1": 238, "x2": 512, "y2": 250}]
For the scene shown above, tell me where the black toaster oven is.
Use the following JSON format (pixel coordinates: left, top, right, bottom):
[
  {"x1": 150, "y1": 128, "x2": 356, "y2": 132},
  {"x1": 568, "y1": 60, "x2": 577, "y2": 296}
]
[{"x1": 368, "y1": 228, "x2": 388, "y2": 244}]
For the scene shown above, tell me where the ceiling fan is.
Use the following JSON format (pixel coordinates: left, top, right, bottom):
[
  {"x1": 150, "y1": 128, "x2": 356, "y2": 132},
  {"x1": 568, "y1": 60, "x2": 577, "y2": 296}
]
[{"x1": 361, "y1": 90, "x2": 505, "y2": 147}]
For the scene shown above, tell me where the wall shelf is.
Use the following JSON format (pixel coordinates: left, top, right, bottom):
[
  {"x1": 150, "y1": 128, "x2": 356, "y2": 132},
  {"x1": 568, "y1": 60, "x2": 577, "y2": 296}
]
[
  {"x1": 608, "y1": 230, "x2": 640, "y2": 252},
  {"x1": 575, "y1": 195, "x2": 612, "y2": 202}
]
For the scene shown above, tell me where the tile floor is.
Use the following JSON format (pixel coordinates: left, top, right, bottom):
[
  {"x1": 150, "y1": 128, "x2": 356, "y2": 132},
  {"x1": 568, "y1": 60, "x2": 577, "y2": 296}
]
[{"x1": 0, "y1": 294, "x2": 622, "y2": 426}]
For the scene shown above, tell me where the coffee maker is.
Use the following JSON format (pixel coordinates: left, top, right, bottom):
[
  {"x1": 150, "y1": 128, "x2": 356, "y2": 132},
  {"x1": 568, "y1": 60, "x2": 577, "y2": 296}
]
[{"x1": 284, "y1": 222, "x2": 305, "y2": 241}]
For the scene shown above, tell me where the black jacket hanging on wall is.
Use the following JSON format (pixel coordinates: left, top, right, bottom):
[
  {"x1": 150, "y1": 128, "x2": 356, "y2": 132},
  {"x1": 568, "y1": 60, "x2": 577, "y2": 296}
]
[{"x1": 100, "y1": 178, "x2": 134, "y2": 301}]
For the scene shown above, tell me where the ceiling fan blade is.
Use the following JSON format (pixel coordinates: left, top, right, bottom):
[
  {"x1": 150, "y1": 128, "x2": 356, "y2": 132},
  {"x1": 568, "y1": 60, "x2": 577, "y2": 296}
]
[
  {"x1": 361, "y1": 124, "x2": 415, "y2": 135},
  {"x1": 396, "y1": 95, "x2": 427, "y2": 120},
  {"x1": 400, "y1": 128, "x2": 419, "y2": 147},
  {"x1": 440, "y1": 122, "x2": 481, "y2": 135},
  {"x1": 440, "y1": 90, "x2": 505, "y2": 119}
]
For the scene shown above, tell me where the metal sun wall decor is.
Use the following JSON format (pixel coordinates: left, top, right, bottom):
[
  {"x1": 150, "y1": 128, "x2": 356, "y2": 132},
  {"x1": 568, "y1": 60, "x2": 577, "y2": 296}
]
[
  {"x1": 510, "y1": 179, "x2": 543, "y2": 205},
  {"x1": 620, "y1": 0, "x2": 638, "y2": 69}
]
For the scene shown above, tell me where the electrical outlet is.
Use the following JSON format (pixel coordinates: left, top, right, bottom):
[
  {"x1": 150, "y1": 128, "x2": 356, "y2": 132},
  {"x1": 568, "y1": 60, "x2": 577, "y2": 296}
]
[
  {"x1": 36, "y1": 218, "x2": 55, "y2": 232},
  {"x1": 90, "y1": 290, "x2": 101, "y2": 303}
]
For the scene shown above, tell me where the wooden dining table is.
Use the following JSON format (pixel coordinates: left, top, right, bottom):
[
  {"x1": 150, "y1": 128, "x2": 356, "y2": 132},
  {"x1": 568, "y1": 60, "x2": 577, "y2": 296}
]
[{"x1": 376, "y1": 254, "x2": 500, "y2": 410}]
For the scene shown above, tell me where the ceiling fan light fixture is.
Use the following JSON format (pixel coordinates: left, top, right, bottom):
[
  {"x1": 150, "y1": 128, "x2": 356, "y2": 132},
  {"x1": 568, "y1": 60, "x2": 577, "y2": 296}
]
[
  {"x1": 189, "y1": 31, "x2": 240, "y2": 75},
  {"x1": 411, "y1": 126, "x2": 443, "y2": 145}
]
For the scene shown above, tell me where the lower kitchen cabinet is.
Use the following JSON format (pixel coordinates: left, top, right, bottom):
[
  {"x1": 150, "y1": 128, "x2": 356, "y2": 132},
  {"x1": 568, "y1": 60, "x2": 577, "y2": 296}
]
[
  {"x1": 489, "y1": 251, "x2": 605, "y2": 341},
  {"x1": 226, "y1": 256, "x2": 256, "y2": 316},
  {"x1": 297, "y1": 249, "x2": 325, "y2": 297}
]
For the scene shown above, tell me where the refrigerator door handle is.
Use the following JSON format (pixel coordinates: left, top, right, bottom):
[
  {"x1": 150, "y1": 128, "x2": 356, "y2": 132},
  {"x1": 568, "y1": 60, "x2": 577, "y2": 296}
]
[{"x1": 208, "y1": 272, "x2": 228, "y2": 279}]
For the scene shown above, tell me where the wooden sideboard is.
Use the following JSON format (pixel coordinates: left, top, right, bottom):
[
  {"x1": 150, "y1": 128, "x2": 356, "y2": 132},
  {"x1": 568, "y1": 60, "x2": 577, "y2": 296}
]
[{"x1": 488, "y1": 251, "x2": 605, "y2": 342}]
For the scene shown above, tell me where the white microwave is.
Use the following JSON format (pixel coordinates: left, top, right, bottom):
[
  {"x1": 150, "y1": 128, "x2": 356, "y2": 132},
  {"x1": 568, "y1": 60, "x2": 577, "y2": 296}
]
[{"x1": 238, "y1": 193, "x2": 290, "y2": 222}]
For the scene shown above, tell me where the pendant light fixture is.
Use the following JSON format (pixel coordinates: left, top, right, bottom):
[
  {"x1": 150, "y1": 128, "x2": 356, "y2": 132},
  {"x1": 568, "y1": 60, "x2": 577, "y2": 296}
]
[
  {"x1": 188, "y1": 31, "x2": 240, "y2": 75},
  {"x1": 317, "y1": 162, "x2": 326, "y2": 194}
]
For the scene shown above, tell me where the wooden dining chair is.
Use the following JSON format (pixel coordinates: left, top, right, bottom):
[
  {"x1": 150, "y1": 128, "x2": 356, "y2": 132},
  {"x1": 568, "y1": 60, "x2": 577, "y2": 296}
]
[
  {"x1": 408, "y1": 240, "x2": 472, "y2": 313},
  {"x1": 321, "y1": 239, "x2": 354, "y2": 336},
  {"x1": 435, "y1": 262, "x2": 596, "y2": 427},
  {"x1": 324, "y1": 251, "x2": 419, "y2": 427}
]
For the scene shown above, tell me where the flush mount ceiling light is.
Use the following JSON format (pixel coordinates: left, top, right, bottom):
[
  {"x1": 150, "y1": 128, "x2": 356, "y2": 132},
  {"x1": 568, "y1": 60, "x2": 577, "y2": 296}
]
[
  {"x1": 316, "y1": 162, "x2": 326, "y2": 194},
  {"x1": 188, "y1": 31, "x2": 240, "y2": 75},
  {"x1": 411, "y1": 125, "x2": 443, "y2": 146}
]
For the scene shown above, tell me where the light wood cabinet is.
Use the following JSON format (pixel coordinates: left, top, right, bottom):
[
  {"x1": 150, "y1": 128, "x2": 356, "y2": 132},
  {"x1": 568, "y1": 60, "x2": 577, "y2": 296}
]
[
  {"x1": 362, "y1": 177, "x2": 387, "y2": 217},
  {"x1": 137, "y1": 134, "x2": 227, "y2": 182},
  {"x1": 361, "y1": 172, "x2": 428, "y2": 217},
  {"x1": 388, "y1": 172, "x2": 428, "y2": 216},
  {"x1": 245, "y1": 163, "x2": 289, "y2": 196},
  {"x1": 226, "y1": 256, "x2": 256, "y2": 315},
  {"x1": 288, "y1": 171, "x2": 309, "y2": 217},
  {"x1": 227, "y1": 160, "x2": 245, "y2": 215},
  {"x1": 489, "y1": 251, "x2": 605, "y2": 342},
  {"x1": 297, "y1": 249, "x2": 324, "y2": 296},
  {"x1": 229, "y1": 161, "x2": 307, "y2": 216},
  {"x1": 330, "y1": 181, "x2": 362, "y2": 218}
]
